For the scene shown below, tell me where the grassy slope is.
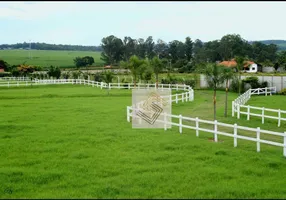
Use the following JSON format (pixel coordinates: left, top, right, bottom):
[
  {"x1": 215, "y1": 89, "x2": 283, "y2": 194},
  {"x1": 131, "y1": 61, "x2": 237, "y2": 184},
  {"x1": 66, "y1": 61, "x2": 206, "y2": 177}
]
[
  {"x1": 0, "y1": 85, "x2": 286, "y2": 198},
  {"x1": 0, "y1": 50, "x2": 103, "y2": 68}
]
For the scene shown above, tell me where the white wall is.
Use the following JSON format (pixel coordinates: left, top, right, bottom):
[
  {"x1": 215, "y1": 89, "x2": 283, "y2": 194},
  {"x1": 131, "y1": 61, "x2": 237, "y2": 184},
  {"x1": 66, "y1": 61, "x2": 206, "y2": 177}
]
[{"x1": 200, "y1": 74, "x2": 286, "y2": 92}]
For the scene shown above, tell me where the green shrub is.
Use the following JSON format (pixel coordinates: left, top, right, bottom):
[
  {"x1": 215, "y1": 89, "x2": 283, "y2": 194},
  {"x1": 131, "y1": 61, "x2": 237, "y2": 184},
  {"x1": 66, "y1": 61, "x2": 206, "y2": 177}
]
[{"x1": 279, "y1": 88, "x2": 286, "y2": 95}]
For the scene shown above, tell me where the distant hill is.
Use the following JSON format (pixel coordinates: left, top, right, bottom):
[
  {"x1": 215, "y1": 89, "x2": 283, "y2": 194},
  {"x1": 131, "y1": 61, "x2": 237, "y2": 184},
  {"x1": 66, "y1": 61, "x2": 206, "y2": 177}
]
[
  {"x1": 0, "y1": 42, "x2": 102, "y2": 52},
  {"x1": 249, "y1": 40, "x2": 286, "y2": 51}
]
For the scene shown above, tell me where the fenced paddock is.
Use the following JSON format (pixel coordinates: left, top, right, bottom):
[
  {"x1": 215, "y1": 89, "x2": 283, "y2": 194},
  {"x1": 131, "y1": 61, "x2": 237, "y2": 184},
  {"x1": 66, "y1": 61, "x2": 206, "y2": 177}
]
[
  {"x1": 127, "y1": 106, "x2": 286, "y2": 157},
  {"x1": 232, "y1": 87, "x2": 286, "y2": 127},
  {"x1": 0, "y1": 78, "x2": 194, "y2": 103}
]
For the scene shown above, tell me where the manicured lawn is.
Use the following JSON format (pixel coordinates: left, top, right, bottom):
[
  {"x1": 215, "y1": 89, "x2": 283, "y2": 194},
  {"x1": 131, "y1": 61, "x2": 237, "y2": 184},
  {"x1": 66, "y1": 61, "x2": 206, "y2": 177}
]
[{"x1": 0, "y1": 85, "x2": 286, "y2": 198}]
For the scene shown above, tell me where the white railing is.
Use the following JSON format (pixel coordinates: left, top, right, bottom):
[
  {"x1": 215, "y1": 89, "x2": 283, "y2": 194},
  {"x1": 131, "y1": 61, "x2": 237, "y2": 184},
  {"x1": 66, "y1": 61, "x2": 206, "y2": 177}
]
[
  {"x1": 0, "y1": 77, "x2": 30, "y2": 81},
  {"x1": 232, "y1": 87, "x2": 286, "y2": 127},
  {"x1": 0, "y1": 78, "x2": 194, "y2": 104},
  {"x1": 127, "y1": 106, "x2": 286, "y2": 157}
]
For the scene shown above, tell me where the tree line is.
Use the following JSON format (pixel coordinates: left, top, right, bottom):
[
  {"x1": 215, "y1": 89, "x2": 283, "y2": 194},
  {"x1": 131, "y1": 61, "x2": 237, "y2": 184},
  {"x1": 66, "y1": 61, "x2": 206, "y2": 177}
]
[
  {"x1": 0, "y1": 42, "x2": 102, "y2": 52},
  {"x1": 100, "y1": 34, "x2": 286, "y2": 72}
]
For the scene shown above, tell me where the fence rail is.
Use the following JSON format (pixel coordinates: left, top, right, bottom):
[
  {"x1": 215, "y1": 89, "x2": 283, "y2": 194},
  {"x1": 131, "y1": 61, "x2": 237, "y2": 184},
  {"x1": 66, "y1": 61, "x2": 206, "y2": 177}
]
[
  {"x1": 232, "y1": 87, "x2": 286, "y2": 127},
  {"x1": 127, "y1": 106, "x2": 286, "y2": 157},
  {"x1": 0, "y1": 78, "x2": 194, "y2": 103}
]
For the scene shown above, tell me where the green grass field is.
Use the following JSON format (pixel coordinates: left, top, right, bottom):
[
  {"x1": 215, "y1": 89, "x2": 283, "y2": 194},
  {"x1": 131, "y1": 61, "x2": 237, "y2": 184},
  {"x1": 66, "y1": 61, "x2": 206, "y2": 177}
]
[
  {"x1": 0, "y1": 50, "x2": 103, "y2": 68},
  {"x1": 0, "y1": 85, "x2": 286, "y2": 198}
]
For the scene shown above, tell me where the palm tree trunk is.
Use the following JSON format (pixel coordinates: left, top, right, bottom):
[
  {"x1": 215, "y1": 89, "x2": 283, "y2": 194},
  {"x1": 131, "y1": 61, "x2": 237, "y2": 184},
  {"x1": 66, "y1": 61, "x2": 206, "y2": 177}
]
[
  {"x1": 156, "y1": 74, "x2": 159, "y2": 89},
  {"x1": 238, "y1": 72, "x2": 241, "y2": 95},
  {"x1": 214, "y1": 87, "x2": 217, "y2": 120},
  {"x1": 224, "y1": 79, "x2": 229, "y2": 117}
]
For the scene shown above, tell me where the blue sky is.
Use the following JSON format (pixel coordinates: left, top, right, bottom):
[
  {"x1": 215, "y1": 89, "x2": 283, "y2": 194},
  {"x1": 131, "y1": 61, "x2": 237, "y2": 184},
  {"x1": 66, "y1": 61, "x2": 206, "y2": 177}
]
[{"x1": 0, "y1": 1, "x2": 286, "y2": 46}]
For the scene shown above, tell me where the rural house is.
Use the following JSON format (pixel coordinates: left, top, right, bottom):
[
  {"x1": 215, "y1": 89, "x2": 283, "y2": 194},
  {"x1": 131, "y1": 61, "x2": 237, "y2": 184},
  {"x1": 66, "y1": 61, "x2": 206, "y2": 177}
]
[{"x1": 218, "y1": 59, "x2": 261, "y2": 73}]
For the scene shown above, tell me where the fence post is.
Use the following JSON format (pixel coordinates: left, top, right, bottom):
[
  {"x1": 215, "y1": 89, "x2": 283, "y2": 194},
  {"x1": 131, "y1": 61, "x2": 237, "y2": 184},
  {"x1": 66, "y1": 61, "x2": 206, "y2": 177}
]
[
  {"x1": 169, "y1": 84, "x2": 171, "y2": 89},
  {"x1": 237, "y1": 104, "x2": 240, "y2": 119},
  {"x1": 283, "y1": 132, "x2": 286, "y2": 157},
  {"x1": 262, "y1": 107, "x2": 265, "y2": 124},
  {"x1": 234, "y1": 123, "x2": 237, "y2": 147},
  {"x1": 247, "y1": 105, "x2": 250, "y2": 120},
  {"x1": 214, "y1": 120, "x2": 218, "y2": 142},
  {"x1": 127, "y1": 107, "x2": 130, "y2": 122},
  {"x1": 257, "y1": 127, "x2": 260, "y2": 152},
  {"x1": 179, "y1": 114, "x2": 182, "y2": 134},
  {"x1": 232, "y1": 101, "x2": 234, "y2": 117},
  {"x1": 164, "y1": 112, "x2": 167, "y2": 131},
  {"x1": 189, "y1": 91, "x2": 192, "y2": 101},
  {"x1": 17, "y1": 82, "x2": 19, "y2": 87},
  {"x1": 265, "y1": 87, "x2": 267, "y2": 96},
  {"x1": 278, "y1": 109, "x2": 281, "y2": 127},
  {"x1": 176, "y1": 93, "x2": 178, "y2": 104},
  {"x1": 26, "y1": 81, "x2": 28, "y2": 86},
  {"x1": 108, "y1": 83, "x2": 111, "y2": 90},
  {"x1": 196, "y1": 117, "x2": 199, "y2": 137}
]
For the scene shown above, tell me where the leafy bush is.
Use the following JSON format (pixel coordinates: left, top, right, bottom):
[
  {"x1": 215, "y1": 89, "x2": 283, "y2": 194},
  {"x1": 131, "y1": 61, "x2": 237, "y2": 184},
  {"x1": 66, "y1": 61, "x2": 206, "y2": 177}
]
[
  {"x1": 47, "y1": 65, "x2": 61, "y2": 79},
  {"x1": 242, "y1": 76, "x2": 260, "y2": 89},
  {"x1": 94, "y1": 73, "x2": 103, "y2": 82},
  {"x1": 279, "y1": 88, "x2": 286, "y2": 95},
  {"x1": 184, "y1": 79, "x2": 196, "y2": 88}
]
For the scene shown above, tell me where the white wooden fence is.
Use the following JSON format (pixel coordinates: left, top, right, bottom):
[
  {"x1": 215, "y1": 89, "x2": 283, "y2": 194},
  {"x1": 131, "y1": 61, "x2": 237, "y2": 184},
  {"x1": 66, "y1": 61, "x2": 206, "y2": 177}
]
[
  {"x1": 232, "y1": 87, "x2": 286, "y2": 127},
  {"x1": 127, "y1": 106, "x2": 286, "y2": 157},
  {"x1": 0, "y1": 77, "x2": 30, "y2": 81},
  {"x1": 0, "y1": 78, "x2": 194, "y2": 103}
]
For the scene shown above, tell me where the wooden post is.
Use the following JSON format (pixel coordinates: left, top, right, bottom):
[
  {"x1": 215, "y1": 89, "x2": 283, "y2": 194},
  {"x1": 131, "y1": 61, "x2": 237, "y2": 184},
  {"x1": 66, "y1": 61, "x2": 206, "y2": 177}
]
[
  {"x1": 262, "y1": 107, "x2": 265, "y2": 124},
  {"x1": 179, "y1": 115, "x2": 182, "y2": 134},
  {"x1": 127, "y1": 107, "x2": 130, "y2": 122},
  {"x1": 176, "y1": 93, "x2": 178, "y2": 104},
  {"x1": 278, "y1": 109, "x2": 281, "y2": 127},
  {"x1": 237, "y1": 104, "x2": 240, "y2": 119},
  {"x1": 164, "y1": 112, "x2": 167, "y2": 131},
  {"x1": 196, "y1": 117, "x2": 199, "y2": 137},
  {"x1": 257, "y1": 127, "x2": 260, "y2": 152},
  {"x1": 234, "y1": 123, "x2": 237, "y2": 147},
  {"x1": 214, "y1": 120, "x2": 218, "y2": 142},
  {"x1": 232, "y1": 101, "x2": 234, "y2": 117},
  {"x1": 247, "y1": 105, "x2": 250, "y2": 120},
  {"x1": 265, "y1": 87, "x2": 267, "y2": 96}
]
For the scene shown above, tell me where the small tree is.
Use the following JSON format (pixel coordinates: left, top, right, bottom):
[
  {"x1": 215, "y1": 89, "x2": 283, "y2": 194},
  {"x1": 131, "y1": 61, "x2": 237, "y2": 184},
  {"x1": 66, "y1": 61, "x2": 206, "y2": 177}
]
[
  {"x1": 150, "y1": 56, "x2": 164, "y2": 88},
  {"x1": 47, "y1": 65, "x2": 61, "y2": 79},
  {"x1": 120, "y1": 55, "x2": 146, "y2": 88},
  {"x1": 143, "y1": 66, "x2": 153, "y2": 84},
  {"x1": 221, "y1": 67, "x2": 235, "y2": 117},
  {"x1": 204, "y1": 63, "x2": 225, "y2": 120},
  {"x1": 102, "y1": 70, "x2": 114, "y2": 95},
  {"x1": 235, "y1": 56, "x2": 246, "y2": 95}
]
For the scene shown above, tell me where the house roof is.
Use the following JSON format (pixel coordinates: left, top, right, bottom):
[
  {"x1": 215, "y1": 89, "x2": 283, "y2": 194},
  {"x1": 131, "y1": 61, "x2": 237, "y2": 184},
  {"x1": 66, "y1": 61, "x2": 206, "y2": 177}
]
[
  {"x1": 219, "y1": 59, "x2": 255, "y2": 68},
  {"x1": 104, "y1": 65, "x2": 112, "y2": 69}
]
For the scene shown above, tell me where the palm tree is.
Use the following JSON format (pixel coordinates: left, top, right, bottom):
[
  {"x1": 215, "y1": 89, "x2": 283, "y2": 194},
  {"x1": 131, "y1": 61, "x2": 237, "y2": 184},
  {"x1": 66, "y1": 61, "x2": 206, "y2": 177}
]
[
  {"x1": 120, "y1": 55, "x2": 146, "y2": 88},
  {"x1": 221, "y1": 67, "x2": 235, "y2": 117},
  {"x1": 102, "y1": 70, "x2": 114, "y2": 95},
  {"x1": 235, "y1": 56, "x2": 246, "y2": 95},
  {"x1": 150, "y1": 56, "x2": 164, "y2": 88},
  {"x1": 204, "y1": 63, "x2": 225, "y2": 120}
]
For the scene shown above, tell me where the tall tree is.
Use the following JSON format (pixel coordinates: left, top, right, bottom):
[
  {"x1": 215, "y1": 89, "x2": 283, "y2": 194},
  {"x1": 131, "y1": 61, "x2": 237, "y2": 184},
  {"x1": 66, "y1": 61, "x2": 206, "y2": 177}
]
[
  {"x1": 123, "y1": 36, "x2": 137, "y2": 61},
  {"x1": 185, "y1": 37, "x2": 193, "y2": 61},
  {"x1": 235, "y1": 56, "x2": 246, "y2": 95},
  {"x1": 100, "y1": 35, "x2": 124, "y2": 65},
  {"x1": 204, "y1": 63, "x2": 225, "y2": 120},
  {"x1": 221, "y1": 67, "x2": 235, "y2": 117},
  {"x1": 150, "y1": 56, "x2": 164, "y2": 88},
  {"x1": 145, "y1": 36, "x2": 156, "y2": 59}
]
